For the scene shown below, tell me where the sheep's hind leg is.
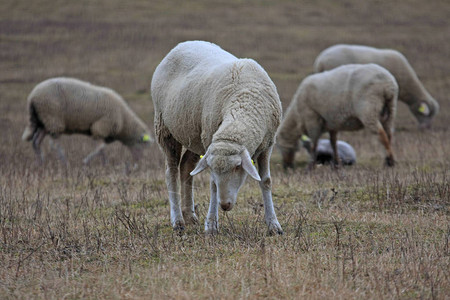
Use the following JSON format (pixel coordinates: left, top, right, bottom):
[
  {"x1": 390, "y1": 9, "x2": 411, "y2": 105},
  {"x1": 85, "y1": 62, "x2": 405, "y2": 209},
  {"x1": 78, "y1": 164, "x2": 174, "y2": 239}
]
[
  {"x1": 377, "y1": 122, "x2": 395, "y2": 167},
  {"x1": 160, "y1": 134, "x2": 184, "y2": 231},
  {"x1": 205, "y1": 178, "x2": 219, "y2": 235},
  {"x1": 32, "y1": 128, "x2": 46, "y2": 164},
  {"x1": 257, "y1": 147, "x2": 283, "y2": 235},
  {"x1": 180, "y1": 150, "x2": 200, "y2": 225}
]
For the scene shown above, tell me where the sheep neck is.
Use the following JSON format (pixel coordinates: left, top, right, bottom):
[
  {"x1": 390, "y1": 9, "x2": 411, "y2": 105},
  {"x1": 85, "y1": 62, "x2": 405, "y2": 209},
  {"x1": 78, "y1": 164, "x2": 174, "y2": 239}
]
[
  {"x1": 116, "y1": 107, "x2": 148, "y2": 146},
  {"x1": 390, "y1": 57, "x2": 434, "y2": 110},
  {"x1": 212, "y1": 111, "x2": 265, "y2": 156},
  {"x1": 398, "y1": 71, "x2": 430, "y2": 106}
]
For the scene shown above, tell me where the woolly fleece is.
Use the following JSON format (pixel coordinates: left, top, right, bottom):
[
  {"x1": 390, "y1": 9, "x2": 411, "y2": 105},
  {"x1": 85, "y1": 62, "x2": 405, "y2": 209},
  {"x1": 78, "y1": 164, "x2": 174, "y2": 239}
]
[
  {"x1": 278, "y1": 63, "x2": 398, "y2": 166},
  {"x1": 22, "y1": 77, "x2": 151, "y2": 146},
  {"x1": 152, "y1": 41, "x2": 281, "y2": 158},
  {"x1": 314, "y1": 44, "x2": 439, "y2": 126}
]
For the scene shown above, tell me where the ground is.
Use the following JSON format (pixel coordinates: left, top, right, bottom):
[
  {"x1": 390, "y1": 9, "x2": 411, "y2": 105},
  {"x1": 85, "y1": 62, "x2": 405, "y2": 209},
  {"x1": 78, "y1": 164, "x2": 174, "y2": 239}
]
[{"x1": 0, "y1": 0, "x2": 449, "y2": 299}]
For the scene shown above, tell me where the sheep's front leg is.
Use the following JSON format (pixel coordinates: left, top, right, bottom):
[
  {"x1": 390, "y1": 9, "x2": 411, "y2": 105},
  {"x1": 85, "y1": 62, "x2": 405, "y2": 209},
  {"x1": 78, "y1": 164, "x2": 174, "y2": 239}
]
[
  {"x1": 307, "y1": 138, "x2": 319, "y2": 170},
  {"x1": 48, "y1": 138, "x2": 67, "y2": 165},
  {"x1": 127, "y1": 145, "x2": 143, "y2": 172},
  {"x1": 329, "y1": 130, "x2": 340, "y2": 167},
  {"x1": 205, "y1": 178, "x2": 219, "y2": 234},
  {"x1": 83, "y1": 142, "x2": 106, "y2": 165},
  {"x1": 304, "y1": 112, "x2": 323, "y2": 170},
  {"x1": 257, "y1": 147, "x2": 283, "y2": 235},
  {"x1": 180, "y1": 150, "x2": 200, "y2": 225}
]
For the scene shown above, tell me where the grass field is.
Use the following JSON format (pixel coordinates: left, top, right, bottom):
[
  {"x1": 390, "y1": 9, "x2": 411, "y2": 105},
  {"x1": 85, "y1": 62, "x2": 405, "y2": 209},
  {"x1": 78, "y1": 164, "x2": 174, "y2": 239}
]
[{"x1": 0, "y1": 0, "x2": 449, "y2": 298}]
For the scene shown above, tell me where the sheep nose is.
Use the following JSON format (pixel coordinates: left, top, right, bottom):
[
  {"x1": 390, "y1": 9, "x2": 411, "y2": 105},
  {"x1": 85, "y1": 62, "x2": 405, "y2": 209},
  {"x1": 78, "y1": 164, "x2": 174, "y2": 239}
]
[{"x1": 220, "y1": 202, "x2": 233, "y2": 211}]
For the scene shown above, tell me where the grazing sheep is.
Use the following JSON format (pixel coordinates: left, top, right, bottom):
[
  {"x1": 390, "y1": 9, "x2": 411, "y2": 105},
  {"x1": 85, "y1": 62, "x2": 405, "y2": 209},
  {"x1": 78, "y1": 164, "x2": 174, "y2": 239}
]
[
  {"x1": 277, "y1": 64, "x2": 398, "y2": 169},
  {"x1": 151, "y1": 41, "x2": 283, "y2": 235},
  {"x1": 301, "y1": 136, "x2": 356, "y2": 166},
  {"x1": 22, "y1": 77, "x2": 153, "y2": 165},
  {"x1": 313, "y1": 44, "x2": 439, "y2": 128}
]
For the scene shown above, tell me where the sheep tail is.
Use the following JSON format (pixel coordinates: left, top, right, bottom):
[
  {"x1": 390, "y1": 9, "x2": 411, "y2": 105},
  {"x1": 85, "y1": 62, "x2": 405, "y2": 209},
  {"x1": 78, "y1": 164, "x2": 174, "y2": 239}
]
[{"x1": 22, "y1": 103, "x2": 40, "y2": 141}]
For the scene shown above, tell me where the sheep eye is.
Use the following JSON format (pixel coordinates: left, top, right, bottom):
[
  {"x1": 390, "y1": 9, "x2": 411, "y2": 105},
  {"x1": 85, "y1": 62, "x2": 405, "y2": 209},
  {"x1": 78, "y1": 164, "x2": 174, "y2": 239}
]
[{"x1": 234, "y1": 165, "x2": 241, "y2": 172}]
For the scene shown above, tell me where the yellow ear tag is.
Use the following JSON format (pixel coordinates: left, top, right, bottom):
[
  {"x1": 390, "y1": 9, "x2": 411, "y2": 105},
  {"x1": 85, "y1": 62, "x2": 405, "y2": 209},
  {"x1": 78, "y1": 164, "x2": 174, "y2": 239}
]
[
  {"x1": 142, "y1": 134, "x2": 151, "y2": 142},
  {"x1": 301, "y1": 134, "x2": 310, "y2": 142},
  {"x1": 418, "y1": 104, "x2": 426, "y2": 113},
  {"x1": 200, "y1": 155, "x2": 204, "y2": 159}
]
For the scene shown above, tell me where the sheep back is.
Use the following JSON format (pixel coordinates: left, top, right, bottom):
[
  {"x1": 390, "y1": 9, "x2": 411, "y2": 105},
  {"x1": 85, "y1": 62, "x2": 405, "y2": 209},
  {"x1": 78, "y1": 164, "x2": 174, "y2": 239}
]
[
  {"x1": 314, "y1": 44, "x2": 439, "y2": 121},
  {"x1": 25, "y1": 77, "x2": 149, "y2": 146},
  {"x1": 152, "y1": 41, "x2": 281, "y2": 156},
  {"x1": 297, "y1": 64, "x2": 398, "y2": 133}
]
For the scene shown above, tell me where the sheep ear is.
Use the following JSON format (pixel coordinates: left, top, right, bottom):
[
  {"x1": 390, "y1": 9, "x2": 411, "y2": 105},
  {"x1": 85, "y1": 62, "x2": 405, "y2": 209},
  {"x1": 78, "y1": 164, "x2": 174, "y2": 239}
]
[
  {"x1": 241, "y1": 149, "x2": 261, "y2": 181},
  {"x1": 418, "y1": 102, "x2": 430, "y2": 116},
  {"x1": 190, "y1": 153, "x2": 209, "y2": 176}
]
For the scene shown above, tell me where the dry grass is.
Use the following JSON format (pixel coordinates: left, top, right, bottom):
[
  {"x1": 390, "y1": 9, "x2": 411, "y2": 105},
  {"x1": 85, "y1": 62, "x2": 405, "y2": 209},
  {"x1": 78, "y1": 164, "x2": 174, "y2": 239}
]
[{"x1": 0, "y1": 0, "x2": 449, "y2": 298}]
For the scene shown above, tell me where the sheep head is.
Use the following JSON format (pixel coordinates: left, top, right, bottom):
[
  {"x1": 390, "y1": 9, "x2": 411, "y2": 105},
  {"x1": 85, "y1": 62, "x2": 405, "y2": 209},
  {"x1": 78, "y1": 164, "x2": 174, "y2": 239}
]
[
  {"x1": 125, "y1": 133, "x2": 153, "y2": 162},
  {"x1": 190, "y1": 142, "x2": 260, "y2": 211},
  {"x1": 414, "y1": 101, "x2": 439, "y2": 129}
]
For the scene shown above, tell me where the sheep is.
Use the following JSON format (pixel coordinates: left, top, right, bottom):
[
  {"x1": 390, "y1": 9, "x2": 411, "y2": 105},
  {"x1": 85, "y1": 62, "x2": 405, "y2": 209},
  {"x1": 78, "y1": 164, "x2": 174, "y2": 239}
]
[
  {"x1": 313, "y1": 44, "x2": 439, "y2": 128},
  {"x1": 277, "y1": 63, "x2": 398, "y2": 169},
  {"x1": 151, "y1": 40, "x2": 283, "y2": 235},
  {"x1": 301, "y1": 136, "x2": 356, "y2": 166},
  {"x1": 22, "y1": 77, "x2": 153, "y2": 165}
]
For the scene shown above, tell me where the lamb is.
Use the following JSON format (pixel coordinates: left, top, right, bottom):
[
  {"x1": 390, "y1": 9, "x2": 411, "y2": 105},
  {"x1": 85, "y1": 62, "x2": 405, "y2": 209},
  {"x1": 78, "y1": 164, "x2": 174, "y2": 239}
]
[
  {"x1": 277, "y1": 64, "x2": 398, "y2": 168},
  {"x1": 22, "y1": 77, "x2": 153, "y2": 165},
  {"x1": 313, "y1": 44, "x2": 439, "y2": 128},
  {"x1": 301, "y1": 136, "x2": 356, "y2": 166},
  {"x1": 151, "y1": 41, "x2": 283, "y2": 235}
]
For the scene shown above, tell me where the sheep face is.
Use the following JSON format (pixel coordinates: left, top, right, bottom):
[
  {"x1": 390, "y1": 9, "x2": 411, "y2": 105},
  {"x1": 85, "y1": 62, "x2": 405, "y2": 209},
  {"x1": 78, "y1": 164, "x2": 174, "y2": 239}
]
[
  {"x1": 190, "y1": 144, "x2": 260, "y2": 211},
  {"x1": 211, "y1": 157, "x2": 247, "y2": 211},
  {"x1": 413, "y1": 102, "x2": 435, "y2": 129},
  {"x1": 126, "y1": 134, "x2": 150, "y2": 158},
  {"x1": 133, "y1": 133, "x2": 153, "y2": 146}
]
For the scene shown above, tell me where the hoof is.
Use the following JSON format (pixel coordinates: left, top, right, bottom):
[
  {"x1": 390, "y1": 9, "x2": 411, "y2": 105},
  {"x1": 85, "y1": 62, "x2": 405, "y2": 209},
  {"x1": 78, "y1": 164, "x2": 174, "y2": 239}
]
[
  {"x1": 267, "y1": 223, "x2": 283, "y2": 236},
  {"x1": 205, "y1": 228, "x2": 219, "y2": 235},
  {"x1": 331, "y1": 162, "x2": 341, "y2": 170},
  {"x1": 385, "y1": 156, "x2": 395, "y2": 167},
  {"x1": 172, "y1": 220, "x2": 185, "y2": 232},
  {"x1": 282, "y1": 162, "x2": 294, "y2": 171},
  {"x1": 183, "y1": 212, "x2": 199, "y2": 225},
  {"x1": 205, "y1": 220, "x2": 219, "y2": 235},
  {"x1": 307, "y1": 162, "x2": 316, "y2": 171}
]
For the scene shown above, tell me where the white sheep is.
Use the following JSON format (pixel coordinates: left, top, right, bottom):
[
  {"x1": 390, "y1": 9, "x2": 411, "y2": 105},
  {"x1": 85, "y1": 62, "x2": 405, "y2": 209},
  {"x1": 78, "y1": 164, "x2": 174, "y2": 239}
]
[
  {"x1": 301, "y1": 136, "x2": 356, "y2": 166},
  {"x1": 151, "y1": 41, "x2": 283, "y2": 235},
  {"x1": 277, "y1": 64, "x2": 398, "y2": 168},
  {"x1": 22, "y1": 77, "x2": 153, "y2": 165},
  {"x1": 313, "y1": 44, "x2": 439, "y2": 128}
]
